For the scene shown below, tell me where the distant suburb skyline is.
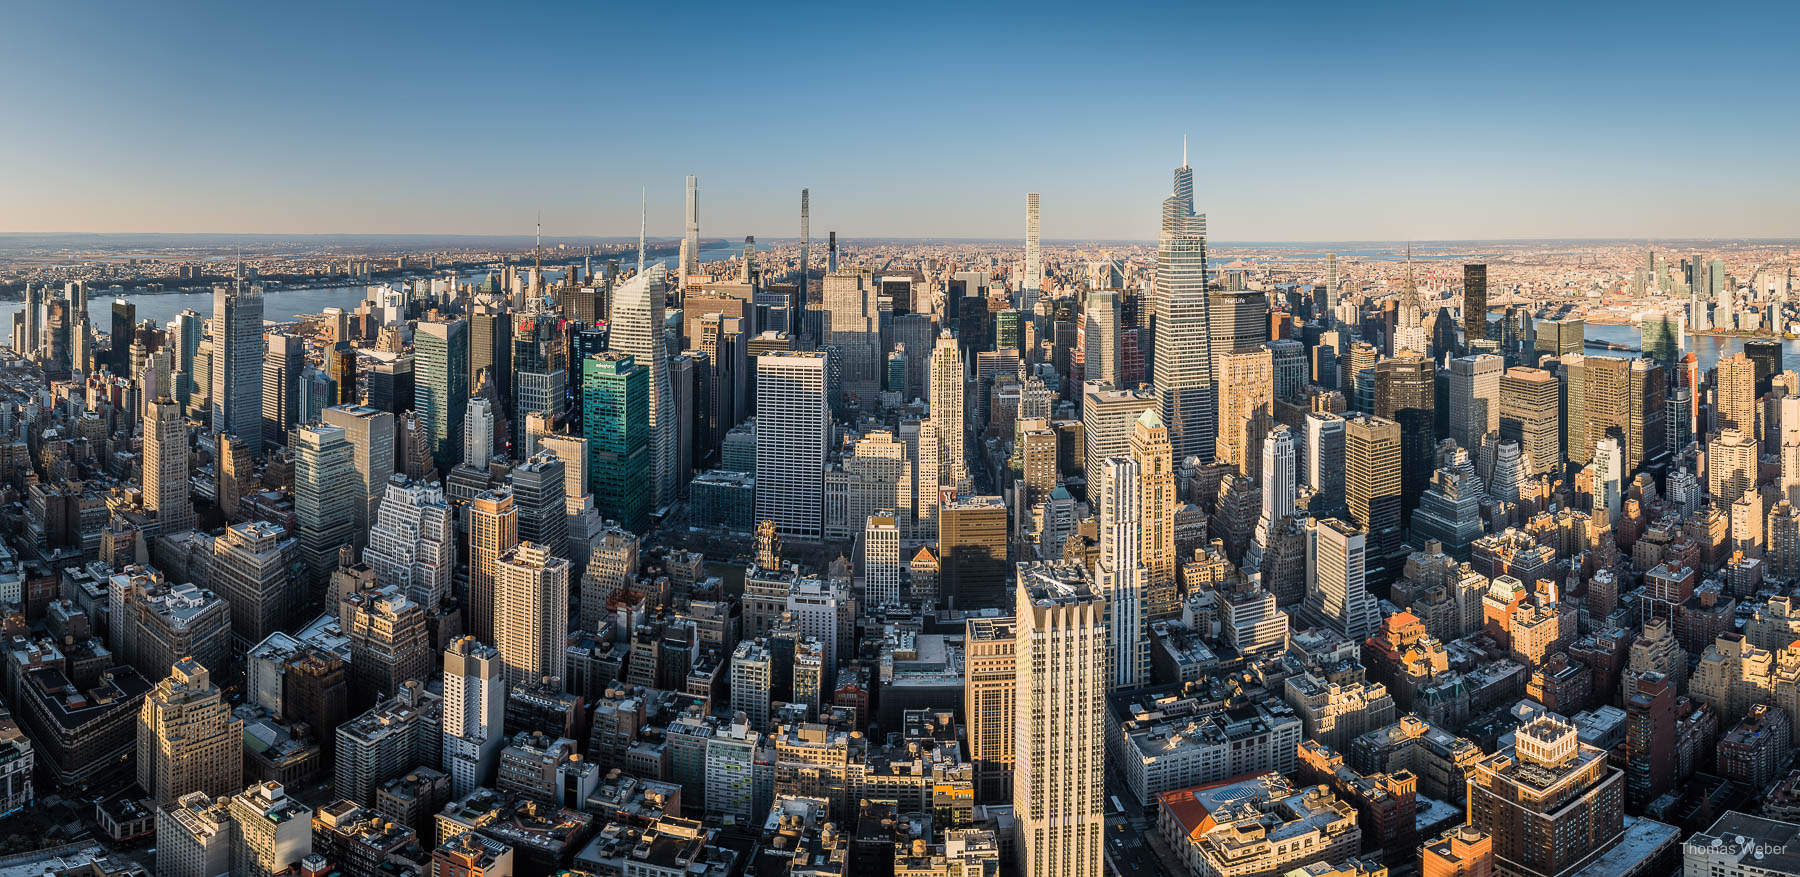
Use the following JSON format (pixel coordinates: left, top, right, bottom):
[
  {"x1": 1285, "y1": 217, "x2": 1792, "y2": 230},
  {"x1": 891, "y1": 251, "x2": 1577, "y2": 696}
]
[{"x1": 5, "y1": 1, "x2": 1796, "y2": 241}]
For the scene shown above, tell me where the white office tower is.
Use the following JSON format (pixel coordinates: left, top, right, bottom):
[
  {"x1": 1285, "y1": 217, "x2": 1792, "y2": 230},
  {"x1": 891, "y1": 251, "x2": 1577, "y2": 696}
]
[
  {"x1": 1595, "y1": 437, "x2": 1623, "y2": 522},
  {"x1": 1448, "y1": 354, "x2": 1503, "y2": 451},
  {"x1": 1084, "y1": 290, "x2": 1121, "y2": 387},
  {"x1": 494, "y1": 541, "x2": 570, "y2": 687},
  {"x1": 680, "y1": 174, "x2": 700, "y2": 289},
  {"x1": 1303, "y1": 518, "x2": 1378, "y2": 642},
  {"x1": 229, "y1": 782, "x2": 312, "y2": 877},
  {"x1": 1247, "y1": 425, "x2": 1296, "y2": 569},
  {"x1": 1153, "y1": 152, "x2": 1212, "y2": 461},
  {"x1": 144, "y1": 395, "x2": 195, "y2": 534},
  {"x1": 822, "y1": 270, "x2": 880, "y2": 401},
  {"x1": 442, "y1": 637, "x2": 505, "y2": 796},
  {"x1": 21, "y1": 284, "x2": 39, "y2": 359},
  {"x1": 321, "y1": 405, "x2": 395, "y2": 549},
  {"x1": 1097, "y1": 457, "x2": 1146, "y2": 689},
  {"x1": 156, "y1": 791, "x2": 233, "y2": 877},
  {"x1": 1014, "y1": 562, "x2": 1107, "y2": 877},
  {"x1": 364, "y1": 477, "x2": 456, "y2": 608},
  {"x1": 863, "y1": 513, "x2": 902, "y2": 607},
  {"x1": 610, "y1": 264, "x2": 677, "y2": 509},
  {"x1": 1022, "y1": 192, "x2": 1042, "y2": 310},
  {"x1": 211, "y1": 280, "x2": 265, "y2": 456},
  {"x1": 463, "y1": 397, "x2": 494, "y2": 469},
  {"x1": 930, "y1": 332, "x2": 966, "y2": 488},
  {"x1": 754, "y1": 352, "x2": 830, "y2": 538}
]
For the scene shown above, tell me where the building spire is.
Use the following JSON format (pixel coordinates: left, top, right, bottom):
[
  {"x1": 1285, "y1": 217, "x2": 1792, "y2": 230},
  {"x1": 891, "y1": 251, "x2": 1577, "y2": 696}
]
[
  {"x1": 1182, "y1": 134, "x2": 1187, "y2": 168},
  {"x1": 637, "y1": 187, "x2": 646, "y2": 278}
]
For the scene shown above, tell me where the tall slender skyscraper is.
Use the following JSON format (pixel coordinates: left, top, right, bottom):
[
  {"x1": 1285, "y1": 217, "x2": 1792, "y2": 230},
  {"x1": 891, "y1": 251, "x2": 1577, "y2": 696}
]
[
  {"x1": 1154, "y1": 150, "x2": 1212, "y2": 461},
  {"x1": 799, "y1": 188, "x2": 810, "y2": 320},
  {"x1": 211, "y1": 280, "x2": 265, "y2": 456},
  {"x1": 610, "y1": 265, "x2": 676, "y2": 510},
  {"x1": 466, "y1": 489, "x2": 519, "y2": 645},
  {"x1": 930, "y1": 332, "x2": 966, "y2": 488},
  {"x1": 493, "y1": 541, "x2": 570, "y2": 688},
  {"x1": 415, "y1": 319, "x2": 469, "y2": 474},
  {"x1": 680, "y1": 174, "x2": 699, "y2": 290},
  {"x1": 1013, "y1": 562, "x2": 1107, "y2": 877},
  {"x1": 1023, "y1": 192, "x2": 1041, "y2": 309},
  {"x1": 144, "y1": 396, "x2": 195, "y2": 534},
  {"x1": 583, "y1": 353, "x2": 650, "y2": 532},
  {"x1": 1129, "y1": 408, "x2": 1177, "y2": 621},
  {"x1": 1463, "y1": 264, "x2": 1488, "y2": 345},
  {"x1": 1098, "y1": 456, "x2": 1146, "y2": 689},
  {"x1": 293, "y1": 424, "x2": 354, "y2": 589},
  {"x1": 321, "y1": 405, "x2": 395, "y2": 549}
]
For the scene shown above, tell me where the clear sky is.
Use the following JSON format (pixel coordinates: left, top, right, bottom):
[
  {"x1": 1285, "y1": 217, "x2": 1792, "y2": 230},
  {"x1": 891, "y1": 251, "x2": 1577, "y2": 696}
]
[{"x1": 5, "y1": 0, "x2": 1796, "y2": 241}]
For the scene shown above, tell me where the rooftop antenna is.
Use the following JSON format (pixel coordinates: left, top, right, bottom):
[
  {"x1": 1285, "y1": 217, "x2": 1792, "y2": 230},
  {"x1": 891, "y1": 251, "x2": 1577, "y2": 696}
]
[
  {"x1": 636, "y1": 187, "x2": 646, "y2": 278},
  {"x1": 534, "y1": 211, "x2": 542, "y2": 270}
]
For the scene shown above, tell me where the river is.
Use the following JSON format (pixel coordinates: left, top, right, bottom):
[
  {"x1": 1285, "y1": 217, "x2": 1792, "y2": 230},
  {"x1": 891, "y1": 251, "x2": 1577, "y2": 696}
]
[{"x1": 1582, "y1": 323, "x2": 1792, "y2": 374}]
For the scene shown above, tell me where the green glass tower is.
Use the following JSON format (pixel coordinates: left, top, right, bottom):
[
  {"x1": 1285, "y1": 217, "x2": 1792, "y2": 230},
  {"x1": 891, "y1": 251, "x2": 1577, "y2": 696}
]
[
  {"x1": 583, "y1": 352, "x2": 649, "y2": 532},
  {"x1": 415, "y1": 319, "x2": 469, "y2": 474}
]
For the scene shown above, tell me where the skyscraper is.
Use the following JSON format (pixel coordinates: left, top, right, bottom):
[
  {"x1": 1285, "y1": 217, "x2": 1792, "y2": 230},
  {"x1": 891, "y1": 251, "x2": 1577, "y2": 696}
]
[
  {"x1": 1084, "y1": 289, "x2": 1121, "y2": 386},
  {"x1": 466, "y1": 489, "x2": 519, "y2": 645},
  {"x1": 1216, "y1": 348, "x2": 1275, "y2": 477},
  {"x1": 863, "y1": 514, "x2": 901, "y2": 607},
  {"x1": 681, "y1": 174, "x2": 700, "y2": 289},
  {"x1": 1344, "y1": 413, "x2": 1404, "y2": 582},
  {"x1": 610, "y1": 265, "x2": 676, "y2": 509},
  {"x1": 321, "y1": 405, "x2": 396, "y2": 549},
  {"x1": 415, "y1": 319, "x2": 469, "y2": 474},
  {"x1": 966, "y1": 616, "x2": 1016, "y2": 803},
  {"x1": 229, "y1": 782, "x2": 313, "y2": 877},
  {"x1": 110, "y1": 298, "x2": 136, "y2": 373},
  {"x1": 364, "y1": 478, "x2": 455, "y2": 609},
  {"x1": 261, "y1": 333, "x2": 303, "y2": 449},
  {"x1": 1303, "y1": 517, "x2": 1379, "y2": 642},
  {"x1": 1303, "y1": 411, "x2": 1347, "y2": 517},
  {"x1": 755, "y1": 352, "x2": 830, "y2": 538},
  {"x1": 1717, "y1": 352, "x2": 1758, "y2": 436},
  {"x1": 1013, "y1": 562, "x2": 1106, "y2": 877},
  {"x1": 1463, "y1": 264, "x2": 1488, "y2": 345},
  {"x1": 1449, "y1": 354, "x2": 1504, "y2": 451},
  {"x1": 1153, "y1": 152, "x2": 1213, "y2": 462},
  {"x1": 1466, "y1": 715, "x2": 1624, "y2": 877},
  {"x1": 799, "y1": 188, "x2": 810, "y2": 326},
  {"x1": 137, "y1": 659, "x2": 242, "y2": 805},
  {"x1": 1023, "y1": 192, "x2": 1041, "y2": 308},
  {"x1": 293, "y1": 424, "x2": 354, "y2": 589},
  {"x1": 1129, "y1": 408, "x2": 1178, "y2": 621},
  {"x1": 930, "y1": 331, "x2": 966, "y2": 488},
  {"x1": 1499, "y1": 367, "x2": 1560, "y2": 478},
  {"x1": 211, "y1": 280, "x2": 265, "y2": 456},
  {"x1": 1098, "y1": 455, "x2": 1146, "y2": 689},
  {"x1": 494, "y1": 541, "x2": 570, "y2": 688},
  {"x1": 582, "y1": 353, "x2": 649, "y2": 533},
  {"x1": 442, "y1": 637, "x2": 505, "y2": 797},
  {"x1": 511, "y1": 454, "x2": 567, "y2": 556},
  {"x1": 143, "y1": 395, "x2": 195, "y2": 534}
]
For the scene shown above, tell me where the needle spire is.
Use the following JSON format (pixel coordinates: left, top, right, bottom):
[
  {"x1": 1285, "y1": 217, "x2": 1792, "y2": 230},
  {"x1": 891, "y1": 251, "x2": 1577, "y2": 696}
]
[{"x1": 637, "y1": 187, "x2": 646, "y2": 278}]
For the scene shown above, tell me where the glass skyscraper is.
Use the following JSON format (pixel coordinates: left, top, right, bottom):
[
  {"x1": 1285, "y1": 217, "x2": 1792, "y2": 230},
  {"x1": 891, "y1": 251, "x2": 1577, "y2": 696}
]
[
  {"x1": 415, "y1": 319, "x2": 469, "y2": 474},
  {"x1": 582, "y1": 352, "x2": 649, "y2": 533},
  {"x1": 1153, "y1": 156, "x2": 1212, "y2": 462}
]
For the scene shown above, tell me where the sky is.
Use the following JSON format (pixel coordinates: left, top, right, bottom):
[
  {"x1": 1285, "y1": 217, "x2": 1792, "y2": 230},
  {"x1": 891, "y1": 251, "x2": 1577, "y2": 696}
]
[{"x1": 4, "y1": 0, "x2": 1797, "y2": 242}]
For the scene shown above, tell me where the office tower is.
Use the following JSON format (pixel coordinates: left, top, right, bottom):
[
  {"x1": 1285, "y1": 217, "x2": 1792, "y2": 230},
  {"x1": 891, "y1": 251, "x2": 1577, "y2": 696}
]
[
  {"x1": 212, "y1": 280, "x2": 265, "y2": 456},
  {"x1": 1449, "y1": 354, "x2": 1503, "y2": 451},
  {"x1": 929, "y1": 332, "x2": 966, "y2": 487},
  {"x1": 609, "y1": 265, "x2": 676, "y2": 510},
  {"x1": 1579, "y1": 355, "x2": 1666, "y2": 473},
  {"x1": 1304, "y1": 411, "x2": 1348, "y2": 515},
  {"x1": 582, "y1": 352, "x2": 650, "y2": 533},
  {"x1": 1344, "y1": 414, "x2": 1403, "y2": 581},
  {"x1": 511, "y1": 312, "x2": 566, "y2": 448},
  {"x1": 216, "y1": 431, "x2": 251, "y2": 518},
  {"x1": 511, "y1": 453, "x2": 567, "y2": 558},
  {"x1": 454, "y1": 466, "x2": 517, "y2": 609},
  {"x1": 1098, "y1": 455, "x2": 1147, "y2": 688},
  {"x1": 1023, "y1": 192, "x2": 1042, "y2": 307},
  {"x1": 1250, "y1": 424, "x2": 1297, "y2": 565},
  {"x1": 939, "y1": 495, "x2": 1009, "y2": 609},
  {"x1": 156, "y1": 791, "x2": 235, "y2": 877},
  {"x1": 822, "y1": 269, "x2": 880, "y2": 402},
  {"x1": 468, "y1": 306, "x2": 511, "y2": 407},
  {"x1": 143, "y1": 395, "x2": 195, "y2": 534},
  {"x1": 169, "y1": 308, "x2": 202, "y2": 403},
  {"x1": 1084, "y1": 289, "x2": 1122, "y2": 386},
  {"x1": 364, "y1": 478, "x2": 455, "y2": 608},
  {"x1": 293, "y1": 424, "x2": 354, "y2": 589},
  {"x1": 1746, "y1": 338, "x2": 1783, "y2": 397},
  {"x1": 340, "y1": 585, "x2": 432, "y2": 705},
  {"x1": 463, "y1": 396, "x2": 495, "y2": 470},
  {"x1": 366, "y1": 356, "x2": 413, "y2": 414},
  {"x1": 1216, "y1": 348, "x2": 1275, "y2": 477},
  {"x1": 261, "y1": 333, "x2": 302, "y2": 449},
  {"x1": 756, "y1": 352, "x2": 830, "y2": 538},
  {"x1": 1129, "y1": 408, "x2": 1178, "y2": 620},
  {"x1": 1463, "y1": 264, "x2": 1488, "y2": 344},
  {"x1": 580, "y1": 525, "x2": 639, "y2": 629},
  {"x1": 213, "y1": 521, "x2": 296, "y2": 648},
  {"x1": 230, "y1": 782, "x2": 313, "y2": 877},
  {"x1": 965, "y1": 616, "x2": 1016, "y2": 803},
  {"x1": 442, "y1": 637, "x2": 505, "y2": 797},
  {"x1": 21, "y1": 283, "x2": 39, "y2": 359},
  {"x1": 1499, "y1": 367, "x2": 1560, "y2": 478},
  {"x1": 416, "y1": 319, "x2": 470, "y2": 474},
  {"x1": 729, "y1": 640, "x2": 773, "y2": 728},
  {"x1": 1211, "y1": 284, "x2": 1271, "y2": 374},
  {"x1": 320, "y1": 405, "x2": 395, "y2": 551},
  {"x1": 1374, "y1": 352, "x2": 1436, "y2": 517},
  {"x1": 681, "y1": 174, "x2": 700, "y2": 289},
  {"x1": 1154, "y1": 152, "x2": 1213, "y2": 462},
  {"x1": 1303, "y1": 517, "x2": 1379, "y2": 641},
  {"x1": 493, "y1": 542, "x2": 570, "y2": 688},
  {"x1": 137, "y1": 659, "x2": 242, "y2": 805},
  {"x1": 1342, "y1": 341, "x2": 1380, "y2": 412},
  {"x1": 1013, "y1": 562, "x2": 1106, "y2": 877},
  {"x1": 1467, "y1": 715, "x2": 1624, "y2": 877},
  {"x1": 1717, "y1": 352, "x2": 1757, "y2": 435},
  {"x1": 863, "y1": 514, "x2": 901, "y2": 607}
]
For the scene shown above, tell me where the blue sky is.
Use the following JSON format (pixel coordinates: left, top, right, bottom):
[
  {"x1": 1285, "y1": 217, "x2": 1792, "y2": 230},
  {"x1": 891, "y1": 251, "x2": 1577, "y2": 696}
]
[{"x1": 5, "y1": 0, "x2": 1795, "y2": 241}]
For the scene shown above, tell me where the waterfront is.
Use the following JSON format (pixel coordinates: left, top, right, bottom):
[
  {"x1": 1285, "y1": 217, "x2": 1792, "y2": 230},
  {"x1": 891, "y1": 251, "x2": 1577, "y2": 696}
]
[{"x1": 1583, "y1": 322, "x2": 1792, "y2": 374}]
